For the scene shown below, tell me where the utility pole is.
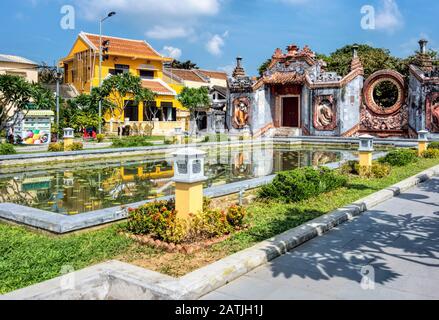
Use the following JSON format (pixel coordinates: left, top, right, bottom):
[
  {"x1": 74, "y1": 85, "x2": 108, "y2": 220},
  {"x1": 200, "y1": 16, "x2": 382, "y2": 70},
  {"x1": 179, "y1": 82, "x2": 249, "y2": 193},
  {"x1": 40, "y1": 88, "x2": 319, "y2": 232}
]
[
  {"x1": 55, "y1": 65, "x2": 61, "y2": 141},
  {"x1": 98, "y1": 11, "x2": 116, "y2": 135}
]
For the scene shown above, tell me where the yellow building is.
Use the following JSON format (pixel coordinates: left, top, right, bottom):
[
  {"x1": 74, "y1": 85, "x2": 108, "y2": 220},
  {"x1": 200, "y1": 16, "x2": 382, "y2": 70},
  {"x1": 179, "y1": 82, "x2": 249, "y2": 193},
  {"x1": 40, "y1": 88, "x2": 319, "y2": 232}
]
[{"x1": 60, "y1": 32, "x2": 187, "y2": 135}]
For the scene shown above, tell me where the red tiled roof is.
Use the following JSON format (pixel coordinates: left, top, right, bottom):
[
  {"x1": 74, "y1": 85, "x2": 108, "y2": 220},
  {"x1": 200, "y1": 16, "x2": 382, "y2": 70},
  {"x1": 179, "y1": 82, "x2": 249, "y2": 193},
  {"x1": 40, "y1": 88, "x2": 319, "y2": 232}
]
[
  {"x1": 81, "y1": 33, "x2": 164, "y2": 59},
  {"x1": 197, "y1": 70, "x2": 228, "y2": 80},
  {"x1": 141, "y1": 80, "x2": 175, "y2": 96},
  {"x1": 166, "y1": 69, "x2": 207, "y2": 82}
]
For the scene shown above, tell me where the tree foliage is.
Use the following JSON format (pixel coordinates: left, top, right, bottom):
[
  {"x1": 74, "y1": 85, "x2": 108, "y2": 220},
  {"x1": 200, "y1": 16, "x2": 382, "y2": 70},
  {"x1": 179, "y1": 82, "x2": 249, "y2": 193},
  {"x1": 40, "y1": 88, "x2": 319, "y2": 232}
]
[
  {"x1": 178, "y1": 86, "x2": 210, "y2": 135},
  {"x1": 178, "y1": 86, "x2": 210, "y2": 112},
  {"x1": 258, "y1": 59, "x2": 272, "y2": 78},
  {"x1": 98, "y1": 72, "x2": 156, "y2": 123},
  {"x1": 0, "y1": 74, "x2": 55, "y2": 132},
  {"x1": 170, "y1": 60, "x2": 199, "y2": 70},
  {"x1": 318, "y1": 44, "x2": 438, "y2": 79}
]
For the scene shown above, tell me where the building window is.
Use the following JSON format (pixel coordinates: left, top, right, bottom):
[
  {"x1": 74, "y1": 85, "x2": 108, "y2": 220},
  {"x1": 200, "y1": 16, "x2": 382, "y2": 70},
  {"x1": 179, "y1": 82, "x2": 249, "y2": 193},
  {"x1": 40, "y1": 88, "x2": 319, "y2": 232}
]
[
  {"x1": 161, "y1": 102, "x2": 176, "y2": 121},
  {"x1": 124, "y1": 100, "x2": 139, "y2": 122},
  {"x1": 110, "y1": 64, "x2": 130, "y2": 75},
  {"x1": 144, "y1": 101, "x2": 161, "y2": 121},
  {"x1": 139, "y1": 70, "x2": 155, "y2": 79}
]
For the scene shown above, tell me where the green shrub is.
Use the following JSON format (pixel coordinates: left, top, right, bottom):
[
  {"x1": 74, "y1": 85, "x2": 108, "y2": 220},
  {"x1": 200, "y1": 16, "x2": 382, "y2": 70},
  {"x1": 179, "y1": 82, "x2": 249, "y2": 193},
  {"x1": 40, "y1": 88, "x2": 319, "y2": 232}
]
[
  {"x1": 48, "y1": 142, "x2": 63, "y2": 152},
  {"x1": 341, "y1": 160, "x2": 391, "y2": 178},
  {"x1": 0, "y1": 143, "x2": 16, "y2": 155},
  {"x1": 65, "y1": 142, "x2": 83, "y2": 151},
  {"x1": 258, "y1": 167, "x2": 347, "y2": 203},
  {"x1": 428, "y1": 142, "x2": 439, "y2": 150},
  {"x1": 96, "y1": 134, "x2": 105, "y2": 143},
  {"x1": 422, "y1": 149, "x2": 439, "y2": 159},
  {"x1": 112, "y1": 136, "x2": 154, "y2": 148},
  {"x1": 379, "y1": 149, "x2": 418, "y2": 167}
]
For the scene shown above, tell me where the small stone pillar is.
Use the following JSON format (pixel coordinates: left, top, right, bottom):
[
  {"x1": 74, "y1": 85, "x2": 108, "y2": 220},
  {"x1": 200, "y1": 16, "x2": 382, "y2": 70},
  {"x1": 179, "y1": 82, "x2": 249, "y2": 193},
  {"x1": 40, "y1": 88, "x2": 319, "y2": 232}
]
[
  {"x1": 358, "y1": 134, "x2": 374, "y2": 168},
  {"x1": 418, "y1": 130, "x2": 429, "y2": 156},
  {"x1": 63, "y1": 128, "x2": 74, "y2": 150},
  {"x1": 172, "y1": 148, "x2": 207, "y2": 219},
  {"x1": 175, "y1": 127, "x2": 183, "y2": 144}
]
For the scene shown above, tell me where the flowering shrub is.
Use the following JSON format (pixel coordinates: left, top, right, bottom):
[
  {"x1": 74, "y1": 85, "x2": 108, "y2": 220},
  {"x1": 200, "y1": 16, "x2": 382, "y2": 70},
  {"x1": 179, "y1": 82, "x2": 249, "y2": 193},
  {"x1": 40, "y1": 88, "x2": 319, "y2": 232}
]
[
  {"x1": 48, "y1": 142, "x2": 63, "y2": 152},
  {"x1": 65, "y1": 142, "x2": 84, "y2": 151},
  {"x1": 341, "y1": 160, "x2": 391, "y2": 178},
  {"x1": 422, "y1": 149, "x2": 439, "y2": 159},
  {"x1": 227, "y1": 204, "x2": 247, "y2": 227},
  {"x1": 126, "y1": 199, "x2": 246, "y2": 244},
  {"x1": 126, "y1": 200, "x2": 187, "y2": 243}
]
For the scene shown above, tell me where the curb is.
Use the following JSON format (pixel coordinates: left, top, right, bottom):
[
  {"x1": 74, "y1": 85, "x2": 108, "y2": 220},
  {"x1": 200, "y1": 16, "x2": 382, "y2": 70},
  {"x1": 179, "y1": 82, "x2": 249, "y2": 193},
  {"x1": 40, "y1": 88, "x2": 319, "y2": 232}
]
[{"x1": 2, "y1": 164, "x2": 439, "y2": 300}]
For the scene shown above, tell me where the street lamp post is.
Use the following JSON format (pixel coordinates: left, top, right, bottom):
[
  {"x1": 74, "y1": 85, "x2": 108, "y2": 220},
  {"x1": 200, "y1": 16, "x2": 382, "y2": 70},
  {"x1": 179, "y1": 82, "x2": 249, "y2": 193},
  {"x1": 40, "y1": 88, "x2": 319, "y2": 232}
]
[
  {"x1": 55, "y1": 66, "x2": 63, "y2": 141},
  {"x1": 98, "y1": 11, "x2": 116, "y2": 134}
]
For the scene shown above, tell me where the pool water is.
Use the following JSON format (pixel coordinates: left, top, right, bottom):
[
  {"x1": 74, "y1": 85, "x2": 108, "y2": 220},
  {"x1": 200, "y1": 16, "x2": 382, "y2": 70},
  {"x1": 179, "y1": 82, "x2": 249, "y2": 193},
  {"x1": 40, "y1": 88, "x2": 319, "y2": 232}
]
[{"x1": 0, "y1": 146, "x2": 351, "y2": 215}]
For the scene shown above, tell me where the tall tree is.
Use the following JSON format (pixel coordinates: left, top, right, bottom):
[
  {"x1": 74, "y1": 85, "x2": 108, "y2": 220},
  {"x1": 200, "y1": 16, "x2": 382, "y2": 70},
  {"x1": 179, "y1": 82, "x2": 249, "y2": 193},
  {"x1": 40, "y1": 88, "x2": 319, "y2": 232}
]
[
  {"x1": 177, "y1": 86, "x2": 210, "y2": 135},
  {"x1": 98, "y1": 73, "x2": 156, "y2": 135},
  {"x1": 0, "y1": 74, "x2": 55, "y2": 133},
  {"x1": 318, "y1": 44, "x2": 402, "y2": 79}
]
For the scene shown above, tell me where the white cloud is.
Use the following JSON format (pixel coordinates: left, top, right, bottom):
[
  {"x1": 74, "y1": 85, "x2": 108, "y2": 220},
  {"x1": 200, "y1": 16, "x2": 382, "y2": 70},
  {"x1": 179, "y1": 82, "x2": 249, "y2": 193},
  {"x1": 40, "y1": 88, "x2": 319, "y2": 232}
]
[
  {"x1": 375, "y1": 0, "x2": 404, "y2": 33},
  {"x1": 146, "y1": 26, "x2": 193, "y2": 40},
  {"x1": 206, "y1": 32, "x2": 228, "y2": 56},
  {"x1": 76, "y1": 0, "x2": 220, "y2": 21},
  {"x1": 161, "y1": 46, "x2": 182, "y2": 59},
  {"x1": 73, "y1": 0, "x2": 221, "y2": 41}
]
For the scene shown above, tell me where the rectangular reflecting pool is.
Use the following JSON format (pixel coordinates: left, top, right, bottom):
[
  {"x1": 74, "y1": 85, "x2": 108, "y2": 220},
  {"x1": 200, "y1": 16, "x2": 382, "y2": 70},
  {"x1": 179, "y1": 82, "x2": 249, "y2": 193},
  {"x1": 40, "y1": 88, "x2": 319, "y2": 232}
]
[{"x1": 0, "y1": 144, "x2": 357, "y2": 215}]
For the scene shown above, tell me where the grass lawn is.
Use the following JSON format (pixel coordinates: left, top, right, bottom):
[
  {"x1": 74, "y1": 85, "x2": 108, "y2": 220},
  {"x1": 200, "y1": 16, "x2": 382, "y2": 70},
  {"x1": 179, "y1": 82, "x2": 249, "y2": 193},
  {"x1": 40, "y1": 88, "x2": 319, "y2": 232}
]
[{"x1": 1, "y1": 157, "x2": 439, "y2": 294}]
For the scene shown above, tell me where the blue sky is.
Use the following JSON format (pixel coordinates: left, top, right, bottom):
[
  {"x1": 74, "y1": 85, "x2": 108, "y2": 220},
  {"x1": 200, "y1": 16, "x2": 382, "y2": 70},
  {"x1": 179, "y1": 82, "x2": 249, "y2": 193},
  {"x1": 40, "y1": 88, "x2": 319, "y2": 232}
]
[{"x1": 0, "y1": 0, "x2": 437, "y2": 76}]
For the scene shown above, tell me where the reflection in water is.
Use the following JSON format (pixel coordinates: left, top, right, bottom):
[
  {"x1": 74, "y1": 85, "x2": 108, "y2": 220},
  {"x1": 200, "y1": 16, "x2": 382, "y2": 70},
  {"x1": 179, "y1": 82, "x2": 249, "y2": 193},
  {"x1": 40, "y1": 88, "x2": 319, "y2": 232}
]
[{"x1": 0, "y1": 145, "x2": 345, "y2": 215}]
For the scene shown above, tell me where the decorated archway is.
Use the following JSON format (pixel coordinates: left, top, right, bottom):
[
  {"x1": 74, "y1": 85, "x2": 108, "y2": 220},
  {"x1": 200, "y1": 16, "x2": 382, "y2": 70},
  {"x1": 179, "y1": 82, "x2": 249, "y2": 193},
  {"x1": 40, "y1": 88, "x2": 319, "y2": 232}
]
[{"x1": 360, "y1": 69, "x2": 408, "y2": 137}]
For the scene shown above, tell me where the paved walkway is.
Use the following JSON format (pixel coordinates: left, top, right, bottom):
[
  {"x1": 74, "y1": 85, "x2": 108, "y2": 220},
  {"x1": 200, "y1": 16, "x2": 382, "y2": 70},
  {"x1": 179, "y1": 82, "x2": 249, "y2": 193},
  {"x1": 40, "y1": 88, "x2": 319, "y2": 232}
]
[{"x1": 201, "y1": 177, "x2": 439, "y2": 300}]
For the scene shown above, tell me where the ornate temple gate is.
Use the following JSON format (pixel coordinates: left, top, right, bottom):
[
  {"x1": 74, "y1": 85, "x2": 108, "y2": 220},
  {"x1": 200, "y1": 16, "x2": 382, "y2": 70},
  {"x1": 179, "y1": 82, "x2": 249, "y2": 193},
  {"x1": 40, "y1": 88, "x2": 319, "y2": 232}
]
[{"x1": 360, "y1": 70, "x2": 408, "y2": 137}]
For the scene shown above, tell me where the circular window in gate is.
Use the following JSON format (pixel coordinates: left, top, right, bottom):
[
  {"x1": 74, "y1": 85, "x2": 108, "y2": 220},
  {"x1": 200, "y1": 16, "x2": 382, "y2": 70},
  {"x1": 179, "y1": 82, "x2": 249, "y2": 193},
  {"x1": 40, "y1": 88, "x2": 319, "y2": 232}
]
[
  {"x1": 364, "y1": 70, "x2": 405, "y2": 115},
  {"x1": 373, "y1": 80, "x2": 399, "y2": 109}
]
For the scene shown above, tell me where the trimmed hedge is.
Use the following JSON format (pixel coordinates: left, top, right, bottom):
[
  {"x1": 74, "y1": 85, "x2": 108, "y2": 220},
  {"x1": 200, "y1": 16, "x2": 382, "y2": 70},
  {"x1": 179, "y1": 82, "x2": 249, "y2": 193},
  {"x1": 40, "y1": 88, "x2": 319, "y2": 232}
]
[
  {"x1": 111, "y1": 136, "x2": 154, "y2": 148},
  {"x1": 428, "y1": 142, "x2": 439, "y2": 150},
  {"x1": 0, "y1": 143, "x2": 16, "y2": 155},
  {"x1": 258, "y1": 167, "x2": 348, "y2": 203},
  {"x1": 379, "y1": 149, "x2": 418, "y2": 167}
]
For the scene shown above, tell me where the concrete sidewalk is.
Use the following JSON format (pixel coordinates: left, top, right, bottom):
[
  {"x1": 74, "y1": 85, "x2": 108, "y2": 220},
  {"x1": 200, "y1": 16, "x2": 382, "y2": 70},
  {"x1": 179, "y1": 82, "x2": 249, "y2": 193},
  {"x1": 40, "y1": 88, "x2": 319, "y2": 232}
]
[{"x1": 202, "y1": 177, "x2": 439, "y2": 300}]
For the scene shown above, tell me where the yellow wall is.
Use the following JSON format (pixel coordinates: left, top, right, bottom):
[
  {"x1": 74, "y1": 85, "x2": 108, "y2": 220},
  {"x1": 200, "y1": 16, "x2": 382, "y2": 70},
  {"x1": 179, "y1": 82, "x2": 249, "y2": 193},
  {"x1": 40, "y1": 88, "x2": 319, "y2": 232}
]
[{"x1": 61, "y1": 35, "x2": 185, "y2": 129}]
